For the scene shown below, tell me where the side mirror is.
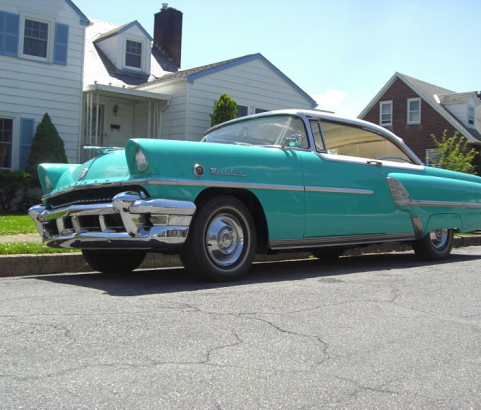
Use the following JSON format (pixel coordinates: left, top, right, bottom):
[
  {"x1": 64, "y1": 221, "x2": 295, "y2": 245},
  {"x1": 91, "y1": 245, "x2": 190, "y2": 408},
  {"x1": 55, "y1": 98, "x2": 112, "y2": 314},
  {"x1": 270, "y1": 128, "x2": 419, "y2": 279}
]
[{"x1": 282, "y1": 134, "x2": 304, "y2": 148}]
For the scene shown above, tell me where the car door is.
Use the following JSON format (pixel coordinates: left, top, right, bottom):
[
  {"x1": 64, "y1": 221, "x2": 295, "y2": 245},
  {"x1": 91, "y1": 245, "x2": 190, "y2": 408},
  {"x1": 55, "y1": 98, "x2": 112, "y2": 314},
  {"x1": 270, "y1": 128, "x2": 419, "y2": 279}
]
[{"x1": 302, "y1": 119, "x2": 420, "y2": 239}]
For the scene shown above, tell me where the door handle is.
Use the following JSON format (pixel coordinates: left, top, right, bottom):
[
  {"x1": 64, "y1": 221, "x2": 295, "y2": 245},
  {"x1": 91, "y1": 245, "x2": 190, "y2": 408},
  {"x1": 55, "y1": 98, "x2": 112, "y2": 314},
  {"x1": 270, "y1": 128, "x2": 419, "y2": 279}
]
[{"x1": 367, "y1": 160, "x2": 382, "y2": 167}]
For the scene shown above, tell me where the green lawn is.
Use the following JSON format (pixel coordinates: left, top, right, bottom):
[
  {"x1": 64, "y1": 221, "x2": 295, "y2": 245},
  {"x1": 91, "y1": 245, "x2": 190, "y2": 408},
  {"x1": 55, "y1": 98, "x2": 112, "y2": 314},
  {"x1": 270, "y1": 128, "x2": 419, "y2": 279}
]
[
  {"x1": 0, "y1": 213, "x2": 37, "y2": 235},
  {"x1": 0, "y1": 242, "x2": 79, "y2": 255},
  {"x1": 0, "y1": 213, "x2": 79, "y2": 254}
]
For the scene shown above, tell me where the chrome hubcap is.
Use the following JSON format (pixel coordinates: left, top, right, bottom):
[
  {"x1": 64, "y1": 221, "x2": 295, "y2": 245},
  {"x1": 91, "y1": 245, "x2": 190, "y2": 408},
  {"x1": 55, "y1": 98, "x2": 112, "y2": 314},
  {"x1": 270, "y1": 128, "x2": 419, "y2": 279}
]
[
  {"x1": 430, "y1": 229, "x2": 448, "y2": 250},
  {"x1": 206, "y1": 213, "x2": 244, "y2": 266}
]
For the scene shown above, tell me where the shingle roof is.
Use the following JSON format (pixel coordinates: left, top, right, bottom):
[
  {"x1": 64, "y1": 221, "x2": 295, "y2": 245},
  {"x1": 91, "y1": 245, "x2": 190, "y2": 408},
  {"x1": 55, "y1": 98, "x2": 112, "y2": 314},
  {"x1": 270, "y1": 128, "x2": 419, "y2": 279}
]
[
  {"x1": 135, "y1": 54, "x2": 254, "y2": 87},
  {"x1": 83, "y1": 19, "x2": 178, "y2": 88}
]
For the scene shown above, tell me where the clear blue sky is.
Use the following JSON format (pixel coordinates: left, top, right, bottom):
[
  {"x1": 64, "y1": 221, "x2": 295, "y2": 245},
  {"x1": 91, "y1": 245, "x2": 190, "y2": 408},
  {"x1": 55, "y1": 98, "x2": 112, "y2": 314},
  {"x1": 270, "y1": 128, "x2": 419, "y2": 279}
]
[{"x1": 75, "y1": 0, "x2": 480, "y2": 118}]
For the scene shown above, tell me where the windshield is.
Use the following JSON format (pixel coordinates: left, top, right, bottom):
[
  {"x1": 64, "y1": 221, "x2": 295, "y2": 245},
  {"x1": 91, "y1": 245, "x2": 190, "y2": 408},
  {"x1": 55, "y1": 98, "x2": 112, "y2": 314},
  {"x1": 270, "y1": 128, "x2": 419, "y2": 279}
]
[{"x1": 204, "y1": 115, "x2": 309, "y2": 148}]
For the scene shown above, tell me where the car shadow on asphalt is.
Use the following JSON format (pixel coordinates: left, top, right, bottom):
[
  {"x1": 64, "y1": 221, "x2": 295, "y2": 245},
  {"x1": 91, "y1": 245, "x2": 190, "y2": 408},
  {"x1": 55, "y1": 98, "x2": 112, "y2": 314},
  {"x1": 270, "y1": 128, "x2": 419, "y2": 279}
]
[{"x1": 30, "y1": 251, "x2": 481, "y2": 297}]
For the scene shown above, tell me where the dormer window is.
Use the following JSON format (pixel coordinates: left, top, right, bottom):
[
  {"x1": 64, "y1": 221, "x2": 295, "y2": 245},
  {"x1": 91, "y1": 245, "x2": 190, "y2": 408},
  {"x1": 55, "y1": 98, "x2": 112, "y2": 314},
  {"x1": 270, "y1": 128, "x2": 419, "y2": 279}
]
[
  {"x1": 23, "y1": 19, "x2": 49, "y2": 58},
  {"x1": 125, "y1": 39, "x2": 142, "y2": 69}
]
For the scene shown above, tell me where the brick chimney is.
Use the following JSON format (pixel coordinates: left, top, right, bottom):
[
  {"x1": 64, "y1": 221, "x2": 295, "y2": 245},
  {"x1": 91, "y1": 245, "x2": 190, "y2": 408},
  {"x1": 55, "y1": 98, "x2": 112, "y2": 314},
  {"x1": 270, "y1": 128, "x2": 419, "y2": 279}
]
[{"x1": 154, "y1": 4, "x2": 183, "y2": 68}]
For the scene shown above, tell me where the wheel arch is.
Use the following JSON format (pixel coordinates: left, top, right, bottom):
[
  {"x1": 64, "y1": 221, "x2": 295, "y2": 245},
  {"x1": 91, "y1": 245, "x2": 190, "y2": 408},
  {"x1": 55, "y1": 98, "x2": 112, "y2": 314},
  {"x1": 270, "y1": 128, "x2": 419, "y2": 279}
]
[{"x1": 193, "y1": 188, "x2": 269, "y2": 253}]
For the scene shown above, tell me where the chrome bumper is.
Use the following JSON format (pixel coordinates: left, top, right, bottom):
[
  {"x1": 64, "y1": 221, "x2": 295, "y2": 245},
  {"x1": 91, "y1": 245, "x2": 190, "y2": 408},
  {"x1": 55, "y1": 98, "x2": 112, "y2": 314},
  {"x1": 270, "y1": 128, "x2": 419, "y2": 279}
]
[{"x1": 28, "y1": 192, "x2": 196, "y2": 250}]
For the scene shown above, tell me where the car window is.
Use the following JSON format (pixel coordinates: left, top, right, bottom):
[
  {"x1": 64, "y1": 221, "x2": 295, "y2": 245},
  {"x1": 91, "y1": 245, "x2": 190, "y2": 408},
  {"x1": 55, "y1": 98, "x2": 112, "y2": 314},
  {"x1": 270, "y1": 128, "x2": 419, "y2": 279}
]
[
  {"x1": 205, "y1": 115, "x2": 309, "y2": 148},
  {"x1": 320, "y1": 120, "x2": 413, "y2": 163},
  {"x1": 310, "y1": 120, "x2": 326, "y2": 152}
]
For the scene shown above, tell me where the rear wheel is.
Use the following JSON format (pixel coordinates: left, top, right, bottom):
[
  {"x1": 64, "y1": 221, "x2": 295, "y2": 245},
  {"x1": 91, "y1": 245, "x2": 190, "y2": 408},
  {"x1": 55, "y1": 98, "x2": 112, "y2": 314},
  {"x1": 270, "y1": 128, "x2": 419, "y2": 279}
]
[
  {"x1": 82, "y1": 250, "x2": 146, "y2": 274},
  {"x1": 411, "y1": 229, "x2": 454, "y2": 260},
  {"x1": 180, "y1": 196, "x2": 256, "y2": 282}
]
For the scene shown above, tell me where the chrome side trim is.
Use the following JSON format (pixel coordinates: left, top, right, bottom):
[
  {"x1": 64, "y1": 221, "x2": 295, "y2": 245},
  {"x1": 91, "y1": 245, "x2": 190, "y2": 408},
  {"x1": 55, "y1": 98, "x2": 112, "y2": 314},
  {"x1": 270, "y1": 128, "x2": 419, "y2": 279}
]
[
  {"x1": 270, "y1": 232, "x2": 416, "y2": 250},
  {"x1": 388, "y1": 177, "x2": 481, "y2": 209},
  {"x1": 395, "y1": 199, "x2": 481, "y2": 209},
  {"x1": 42, "y1": 177, "x2": 376, "y2": 202},
  {"x1": 305, "y1": 186, "x2": 374, "y2": 195}
]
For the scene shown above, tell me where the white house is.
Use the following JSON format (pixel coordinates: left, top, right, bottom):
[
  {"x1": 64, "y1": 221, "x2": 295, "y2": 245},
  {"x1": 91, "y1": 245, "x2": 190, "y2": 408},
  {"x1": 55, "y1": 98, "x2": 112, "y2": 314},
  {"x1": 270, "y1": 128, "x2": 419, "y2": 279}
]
[
  {"x1": 81, "y1": 5, "x2": 317, "y2": 159},
  {"x1": 0, "y1": 0, "x2": 88, "y2": 170}
]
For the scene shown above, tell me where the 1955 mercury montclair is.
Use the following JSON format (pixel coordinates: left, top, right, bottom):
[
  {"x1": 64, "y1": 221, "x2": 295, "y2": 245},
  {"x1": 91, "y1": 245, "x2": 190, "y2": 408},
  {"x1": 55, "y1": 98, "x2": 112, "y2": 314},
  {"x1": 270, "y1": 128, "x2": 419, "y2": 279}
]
[{"x1": 29, "y1": 110, "x2": 481, "y2": 281}]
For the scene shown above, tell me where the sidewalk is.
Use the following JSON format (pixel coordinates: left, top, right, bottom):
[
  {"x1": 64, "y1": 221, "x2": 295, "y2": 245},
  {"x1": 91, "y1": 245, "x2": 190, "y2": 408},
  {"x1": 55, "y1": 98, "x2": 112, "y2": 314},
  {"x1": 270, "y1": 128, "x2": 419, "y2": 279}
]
[{"x1": 1, "y1": 234, "x2": 481, "y2": 278}]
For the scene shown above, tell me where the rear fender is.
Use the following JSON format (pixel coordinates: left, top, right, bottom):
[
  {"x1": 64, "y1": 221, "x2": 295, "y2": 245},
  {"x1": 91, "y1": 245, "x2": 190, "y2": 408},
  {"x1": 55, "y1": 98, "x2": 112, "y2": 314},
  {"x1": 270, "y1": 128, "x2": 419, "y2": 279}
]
[{"x1": 424, "y1": 213, "x2": 462, "y2": 235}]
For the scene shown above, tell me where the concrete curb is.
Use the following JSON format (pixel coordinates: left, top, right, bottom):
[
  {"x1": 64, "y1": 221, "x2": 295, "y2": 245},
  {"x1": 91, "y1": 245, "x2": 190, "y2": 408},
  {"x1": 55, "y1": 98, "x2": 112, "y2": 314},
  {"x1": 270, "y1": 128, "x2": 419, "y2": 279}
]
[{"x1": 0, "y1": 236, "x2": 480, "y2": 278}]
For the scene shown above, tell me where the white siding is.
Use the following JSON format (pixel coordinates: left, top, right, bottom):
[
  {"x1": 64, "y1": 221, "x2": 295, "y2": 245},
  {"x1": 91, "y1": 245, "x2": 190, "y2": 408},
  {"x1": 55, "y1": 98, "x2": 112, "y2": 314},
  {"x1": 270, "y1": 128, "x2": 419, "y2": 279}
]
[
  {"x1": 443, "y1": 103, "x2": 467, "y2": 126},
  {"x1": 146, "y1": 81, "x2": 188, "y2": 140},
  {"x1": 0, "y1": 0, "x2": 86, "y2": 168},
  {"x1": 147, "y1": 58, "x2": 313, "y2": 141}
]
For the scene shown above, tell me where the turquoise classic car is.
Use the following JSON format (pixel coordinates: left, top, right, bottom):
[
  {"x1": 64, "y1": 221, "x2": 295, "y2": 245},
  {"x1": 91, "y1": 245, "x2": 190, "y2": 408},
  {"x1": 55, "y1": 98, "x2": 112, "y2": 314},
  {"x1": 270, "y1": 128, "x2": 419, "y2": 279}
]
[{"x1": 29, "y1": 110, "x2": 481, "y2": 281}]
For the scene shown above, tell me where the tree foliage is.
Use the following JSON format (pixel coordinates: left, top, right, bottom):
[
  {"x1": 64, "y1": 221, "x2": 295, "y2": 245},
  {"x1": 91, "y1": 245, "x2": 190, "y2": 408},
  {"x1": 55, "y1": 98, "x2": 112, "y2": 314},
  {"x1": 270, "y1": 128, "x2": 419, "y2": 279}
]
[
  {"x1": 430, "y1": 130, "x2": 477, "y2": 175},
  {"x1": 210, "y1": 94, "x2": 238, "y2": 127},
  {"x1": 0, "y1": 170, "x2": 32, "y2": 211},
  {"x1": 26, "y1": 113, "x2": 68, "y2": 176}
]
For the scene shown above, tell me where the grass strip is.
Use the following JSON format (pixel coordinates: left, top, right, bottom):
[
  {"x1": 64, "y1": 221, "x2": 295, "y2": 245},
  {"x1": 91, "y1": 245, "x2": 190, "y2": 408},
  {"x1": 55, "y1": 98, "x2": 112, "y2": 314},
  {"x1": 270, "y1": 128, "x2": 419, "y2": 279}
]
[
  {"x1": 0, "y1": 242, "x2": 80, "y2": 255},
  {"x1": 0, "y1": 214, "x2": 37, "y2": 235}
]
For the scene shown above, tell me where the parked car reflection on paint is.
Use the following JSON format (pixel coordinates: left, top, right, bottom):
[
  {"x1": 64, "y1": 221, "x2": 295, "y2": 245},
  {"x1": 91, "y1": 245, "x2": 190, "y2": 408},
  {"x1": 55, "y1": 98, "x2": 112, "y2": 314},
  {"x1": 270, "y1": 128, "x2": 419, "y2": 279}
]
[{"x1": 29, "y1": 110, "x2": 481, "y2": 281}]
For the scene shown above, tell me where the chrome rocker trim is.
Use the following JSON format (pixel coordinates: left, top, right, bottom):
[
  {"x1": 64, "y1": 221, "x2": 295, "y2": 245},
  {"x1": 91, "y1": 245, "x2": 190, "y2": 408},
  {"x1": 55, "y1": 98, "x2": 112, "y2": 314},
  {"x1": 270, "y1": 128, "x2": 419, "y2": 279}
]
[
  {"x1": 28, "y1": 192, "x2": 196, "y2": 250},
  {"x1": 270, "y1": 232, "x2": 416, "y2": 251}
]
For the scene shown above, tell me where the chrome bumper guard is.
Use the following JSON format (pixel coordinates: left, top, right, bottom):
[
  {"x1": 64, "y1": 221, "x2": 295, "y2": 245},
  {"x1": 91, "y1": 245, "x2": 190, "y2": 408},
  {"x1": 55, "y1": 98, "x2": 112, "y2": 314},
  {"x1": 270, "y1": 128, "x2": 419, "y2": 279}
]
[{"x1": 28, "y1": 192, "x2": 196, "y2": 250}]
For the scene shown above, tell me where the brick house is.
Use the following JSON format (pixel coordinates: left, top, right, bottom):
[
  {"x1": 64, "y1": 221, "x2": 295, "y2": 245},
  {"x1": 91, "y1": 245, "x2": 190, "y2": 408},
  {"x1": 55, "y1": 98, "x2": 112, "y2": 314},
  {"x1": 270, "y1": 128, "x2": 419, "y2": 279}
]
[{"x1": 359, "y1": 72, "x2": 481, "y2": 167}]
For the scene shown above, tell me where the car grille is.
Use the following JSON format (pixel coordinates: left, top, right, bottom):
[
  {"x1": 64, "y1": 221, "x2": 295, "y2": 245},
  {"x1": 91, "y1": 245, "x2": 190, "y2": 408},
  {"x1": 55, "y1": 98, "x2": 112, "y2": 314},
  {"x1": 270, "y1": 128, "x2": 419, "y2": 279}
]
[{"x1": 46, "y1": 186, "x2": 146, "y2": 210}]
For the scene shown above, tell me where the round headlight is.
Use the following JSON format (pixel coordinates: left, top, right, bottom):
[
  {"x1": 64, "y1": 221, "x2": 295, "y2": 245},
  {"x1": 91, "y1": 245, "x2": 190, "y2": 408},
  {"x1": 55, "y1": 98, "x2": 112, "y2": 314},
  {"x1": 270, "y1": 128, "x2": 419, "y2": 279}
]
[
  {"x1": 135, "y1": 148, "x2": 149, "y2": 173},
  {"x1": 45, "y1": 175, "x2": 53, "y2": 191}
]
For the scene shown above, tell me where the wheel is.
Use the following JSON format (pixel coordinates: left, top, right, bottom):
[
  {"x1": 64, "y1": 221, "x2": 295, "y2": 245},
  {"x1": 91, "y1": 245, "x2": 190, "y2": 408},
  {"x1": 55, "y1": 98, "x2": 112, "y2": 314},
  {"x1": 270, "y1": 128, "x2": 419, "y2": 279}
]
[
  {"x1": 311, "y1": 247, "x2": 345, "y2": 260},
  {"x1": 411, "y1": 229, "x2": 454, "y2": 260},
  {"x1": 82, "y1": 250, "x2": 146, "y2": 274},
  {"x1": 180, "y1": 196, "x2": 256, "y2": 282}
]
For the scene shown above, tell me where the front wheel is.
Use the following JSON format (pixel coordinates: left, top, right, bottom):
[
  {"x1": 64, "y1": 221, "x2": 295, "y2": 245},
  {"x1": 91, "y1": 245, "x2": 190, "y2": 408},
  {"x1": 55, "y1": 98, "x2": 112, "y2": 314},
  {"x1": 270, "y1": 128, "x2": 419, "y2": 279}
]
[
  {"x1": 411, "y1": 229, "x2": 454, "y2": 260},
  {"x1": 180, "y1": 196, "x2": 256, "y2": 282},
  {"x1": 82, "y1": 250, "x2": 146, "y2": 274}
]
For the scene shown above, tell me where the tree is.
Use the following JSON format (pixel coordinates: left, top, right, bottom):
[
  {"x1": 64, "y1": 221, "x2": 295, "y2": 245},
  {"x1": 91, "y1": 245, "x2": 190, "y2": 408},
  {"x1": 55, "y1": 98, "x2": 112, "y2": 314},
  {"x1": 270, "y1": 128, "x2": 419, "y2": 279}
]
[
  {"x1": 430, "y1": 130, "x2": 477, "y2": 175},
  {"x1": 210, "y1": 94, "x2": 238, "y2": 127},
  {"x1": 26, "y1": 113, "x2": 68, "y2": 175}
]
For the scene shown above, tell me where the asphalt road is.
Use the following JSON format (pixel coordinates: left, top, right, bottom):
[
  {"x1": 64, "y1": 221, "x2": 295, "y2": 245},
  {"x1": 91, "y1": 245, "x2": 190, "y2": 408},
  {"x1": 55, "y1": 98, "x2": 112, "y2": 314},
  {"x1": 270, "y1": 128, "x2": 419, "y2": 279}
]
[{"x1": 1, "y1": 248, "x2": 480, "y2": 409}]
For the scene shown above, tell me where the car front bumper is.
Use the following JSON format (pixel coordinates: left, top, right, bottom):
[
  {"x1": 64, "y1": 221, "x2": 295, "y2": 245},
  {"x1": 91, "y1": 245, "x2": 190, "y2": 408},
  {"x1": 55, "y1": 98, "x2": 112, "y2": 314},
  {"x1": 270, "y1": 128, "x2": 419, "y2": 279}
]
[{"x1": 28, "y1": 192, "x2": 196, "y2": 250}]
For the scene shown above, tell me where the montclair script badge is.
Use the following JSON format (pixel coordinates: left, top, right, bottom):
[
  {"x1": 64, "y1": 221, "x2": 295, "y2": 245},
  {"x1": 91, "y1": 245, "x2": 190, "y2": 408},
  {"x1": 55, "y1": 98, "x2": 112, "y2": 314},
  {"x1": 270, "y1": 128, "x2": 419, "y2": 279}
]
[{"x1": 210, "y1": 167, "x2": 246, "y2": 177}]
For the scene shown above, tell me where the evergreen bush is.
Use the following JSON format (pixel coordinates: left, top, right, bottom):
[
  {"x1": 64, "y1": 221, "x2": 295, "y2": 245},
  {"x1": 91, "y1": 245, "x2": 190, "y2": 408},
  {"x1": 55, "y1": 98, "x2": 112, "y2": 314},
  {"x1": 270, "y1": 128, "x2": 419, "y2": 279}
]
[{"x1": 26, "y1": 113, "x2": 68, "y2": 176}]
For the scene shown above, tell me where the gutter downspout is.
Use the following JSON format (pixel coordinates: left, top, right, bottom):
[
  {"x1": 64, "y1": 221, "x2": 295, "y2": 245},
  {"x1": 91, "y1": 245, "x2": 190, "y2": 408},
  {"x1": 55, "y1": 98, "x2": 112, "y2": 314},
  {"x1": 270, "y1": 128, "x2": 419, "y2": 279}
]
[{"x1": 159, "y1": 98, "x2": 172, "y2": 139}]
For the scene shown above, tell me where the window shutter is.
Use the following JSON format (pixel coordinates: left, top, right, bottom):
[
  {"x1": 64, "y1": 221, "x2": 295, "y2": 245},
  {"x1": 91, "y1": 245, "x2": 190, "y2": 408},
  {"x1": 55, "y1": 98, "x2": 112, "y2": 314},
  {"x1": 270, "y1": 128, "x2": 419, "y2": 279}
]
[
  {"x1": 20, "y1": 118, "x2": 35, "y2": 170},
  {"x1": 54, "y1": 23, "x2": 69, "y2": 65},
  {"x1": 0, "y1": 11, "x2": 4, "y2": 55},
  {"x1": 4, "y1": 12, "x2": 19, "y2": 57}
]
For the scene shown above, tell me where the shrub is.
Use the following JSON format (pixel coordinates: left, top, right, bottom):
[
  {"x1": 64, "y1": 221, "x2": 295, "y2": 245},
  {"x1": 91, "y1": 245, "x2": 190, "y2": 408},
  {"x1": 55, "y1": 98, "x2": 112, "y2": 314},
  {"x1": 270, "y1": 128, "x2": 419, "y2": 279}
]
[
  {"x1": 210, "y1": 94, "x2": 238, "y2": 127},
  {"x1": 430, "y1": 130, "x2": 477, "y2": 174},
  {"x1": 0, "y1": 170, "x2": 33, "y2": 211},
  {"x1": 26, "y1": 113, "x2": 68, "y2": 176}
]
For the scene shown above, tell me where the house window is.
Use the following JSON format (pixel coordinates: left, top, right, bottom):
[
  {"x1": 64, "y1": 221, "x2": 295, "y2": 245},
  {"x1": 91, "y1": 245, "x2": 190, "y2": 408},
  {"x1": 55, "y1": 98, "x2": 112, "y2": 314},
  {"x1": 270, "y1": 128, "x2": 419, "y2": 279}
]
[
  {"x1": 426, "y1": 149, "x2": 440, "y2": 167},
  {"x1": 23, "y1": 19, "x2": 49, "y2": 58},
  {"x1": 125, "y1": 40, "x2": 142, "y2": 68},
  {"x1": 0, "y1": 118, "x2": 13, "y2": 169},
  {"x1": 237, "y1": 105, "x2": 248, "y2": 118},
  {"x1": 468, "y1": 106, "x2": 475, "y2": 126},
  {"x1": 407, "y1": 98, "x2": 421, "y2": 124},
  {"x1": 255, "y1": 108, "x2": 268, "y2": 114},
  {"x1": 380, "y1": 101, "x2": 392, "y2": 126}
]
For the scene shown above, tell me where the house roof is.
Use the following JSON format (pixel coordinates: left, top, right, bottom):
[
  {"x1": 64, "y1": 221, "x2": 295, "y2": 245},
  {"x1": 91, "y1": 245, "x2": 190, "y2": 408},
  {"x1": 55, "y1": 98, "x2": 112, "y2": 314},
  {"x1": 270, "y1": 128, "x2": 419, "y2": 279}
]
[
  {"x1": 66, "y1": 0, "x2": 90, "y2": 26},
  {"x1": 359, "y1": 72, "x2": 481, "y2": 143},
  {"x1": 83, "y1": 19, "x2": 178, "y2": 88},
  {"x1": 93, "y1": 20, "x2": 152, "y2": 43},
  {"x1": 136, "y1": 53, "x2": 317, "y2": 108}
]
